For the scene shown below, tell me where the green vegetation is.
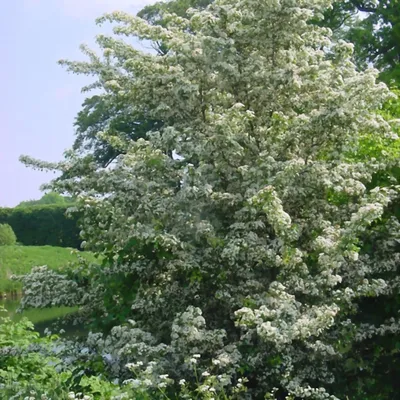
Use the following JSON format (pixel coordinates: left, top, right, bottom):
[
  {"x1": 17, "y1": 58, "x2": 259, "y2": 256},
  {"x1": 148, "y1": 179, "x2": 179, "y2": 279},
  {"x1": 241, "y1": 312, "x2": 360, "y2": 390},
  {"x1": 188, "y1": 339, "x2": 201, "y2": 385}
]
[
  {"x1": 0, "y1": 205, "x2": 82, "y2": 248},
  {"x1": 0, "y1": 307, "x2": 246, "y2": 399},
  {"x1": 0, "y1": 309, "x2": 74, "y2": 399},
  {"x1": 16, "y1": 191, "x2": 75, "y2": 208},
  {"x1": 50, "y1": 0, "x2": 400, "y2": 183},
  {"x1": 342, "y1": 0, "x2": 400, "y2": 86},
  {"x1": 0, "y1": 224, "x2": 16, "y2": 246},
  {"x1": 0, "y1": 245, "x2": 96, "y2": 294},
  {"x1": 141, "y1": 0, "x2": 400, "y2": 86}
]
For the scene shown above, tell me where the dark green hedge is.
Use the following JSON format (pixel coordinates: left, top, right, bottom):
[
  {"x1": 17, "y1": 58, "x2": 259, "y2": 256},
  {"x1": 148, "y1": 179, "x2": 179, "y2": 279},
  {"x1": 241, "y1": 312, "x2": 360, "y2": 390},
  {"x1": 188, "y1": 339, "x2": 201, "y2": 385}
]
[{"x1": 0, "y1": 205, "x2": 82, "y2": 248}]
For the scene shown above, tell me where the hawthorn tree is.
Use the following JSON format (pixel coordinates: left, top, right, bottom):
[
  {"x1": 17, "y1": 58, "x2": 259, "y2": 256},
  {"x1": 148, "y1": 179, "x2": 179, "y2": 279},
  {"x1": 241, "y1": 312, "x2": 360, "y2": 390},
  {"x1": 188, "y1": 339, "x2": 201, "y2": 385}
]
[
  {"x1": 21, "y1": 0, "x2": 400, "y2": 398},
  {"x1": 140, "y1": 0, "x2": 400, "y2": 87},
  {"x1": 138, "y1": 0, "x2": 212, "y2": 26},
  {"x1": 55, "y1": 0, "x2": 400, "y2": 181},
  {"x1": 59, "y1": 0, "x2": 214, "y2": 175}
]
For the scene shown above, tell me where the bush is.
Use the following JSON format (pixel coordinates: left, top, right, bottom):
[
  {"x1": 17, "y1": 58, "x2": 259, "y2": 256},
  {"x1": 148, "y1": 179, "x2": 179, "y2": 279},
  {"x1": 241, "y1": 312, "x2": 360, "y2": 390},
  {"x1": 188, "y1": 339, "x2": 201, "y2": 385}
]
[
  {"x1": 0, "y1": 224, "x2": 16, "y2": 246},
  {"x1": 0, "y1": 205, "x2": 81, "y2": 249},
  {"x1": 1, "y1": 306, "x2": 243, "y2": 400},
  {"x1": 0, "y1": 306, "x2": 81, "y2": 399}
]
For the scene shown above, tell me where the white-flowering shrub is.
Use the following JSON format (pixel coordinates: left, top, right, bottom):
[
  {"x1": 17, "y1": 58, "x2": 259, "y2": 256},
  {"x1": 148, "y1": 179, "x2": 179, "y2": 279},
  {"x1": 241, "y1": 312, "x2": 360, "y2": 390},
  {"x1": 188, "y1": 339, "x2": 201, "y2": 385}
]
[{"x1": 20, "y1": 0, "x2": 400, "y2": 398}]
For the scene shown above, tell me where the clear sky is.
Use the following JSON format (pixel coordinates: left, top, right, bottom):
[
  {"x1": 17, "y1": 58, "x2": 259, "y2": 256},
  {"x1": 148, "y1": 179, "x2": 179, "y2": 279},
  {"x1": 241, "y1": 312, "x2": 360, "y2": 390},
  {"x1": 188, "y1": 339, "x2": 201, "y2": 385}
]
[{"x1": 0, "y1": 0, "x2": 156, "y2": 207}]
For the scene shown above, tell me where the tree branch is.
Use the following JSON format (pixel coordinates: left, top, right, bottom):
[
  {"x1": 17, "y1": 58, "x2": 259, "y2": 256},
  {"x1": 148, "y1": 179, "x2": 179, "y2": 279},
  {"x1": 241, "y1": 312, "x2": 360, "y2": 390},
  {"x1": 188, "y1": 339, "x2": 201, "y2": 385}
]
[{"x1": 350, "y1": 0, "x2": 378, "y2": 13}]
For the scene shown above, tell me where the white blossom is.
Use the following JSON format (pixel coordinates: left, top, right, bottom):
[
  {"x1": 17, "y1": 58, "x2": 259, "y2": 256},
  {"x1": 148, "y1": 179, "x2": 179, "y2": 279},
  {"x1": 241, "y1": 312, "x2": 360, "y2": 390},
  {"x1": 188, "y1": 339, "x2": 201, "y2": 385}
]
[{"x1": 19, "y1": 0, "x2": 400, "y2": 398}]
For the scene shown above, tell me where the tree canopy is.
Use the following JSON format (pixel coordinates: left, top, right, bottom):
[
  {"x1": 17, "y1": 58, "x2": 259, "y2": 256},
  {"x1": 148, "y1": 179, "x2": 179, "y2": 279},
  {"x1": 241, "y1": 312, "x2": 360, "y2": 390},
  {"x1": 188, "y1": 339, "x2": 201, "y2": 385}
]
[
  {"x1": 46, "y1": 0, "x2": 400, "y2": 176},
  {"x1": 323, "y1": 0, "x2": 400, "y2": 86},
  {"x1": 17, "y1": 191, "x2": 75, "y2": 207}
]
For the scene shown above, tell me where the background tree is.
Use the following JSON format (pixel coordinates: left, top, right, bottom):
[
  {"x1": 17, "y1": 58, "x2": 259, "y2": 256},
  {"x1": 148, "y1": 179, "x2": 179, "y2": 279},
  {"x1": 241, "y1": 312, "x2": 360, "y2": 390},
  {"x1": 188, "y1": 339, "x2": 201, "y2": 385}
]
[
  {"x1": 17, "y1": 191, "x2": 75, "y2": 207},
  {"x1": 320, "y1": 0, "x2": 400, "y2": 86},
  {"x1": 348, "y1": 0, "x2": 400, "y2": 85}
]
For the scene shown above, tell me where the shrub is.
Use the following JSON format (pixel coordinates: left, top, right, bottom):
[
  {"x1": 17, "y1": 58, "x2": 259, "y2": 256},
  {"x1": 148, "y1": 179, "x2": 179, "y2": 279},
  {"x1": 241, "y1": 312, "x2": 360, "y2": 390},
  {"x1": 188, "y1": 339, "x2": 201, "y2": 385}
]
[
  {"x1": 0, "y1": 307, "x2": 68, "y2": 398},
  {"x1": 0, "y1": 205, "x2": 81, "y2": 249},
  {"x1": 0, "y1": 224, "x2": 16, "y2": 246},
  {"x1": 0, "y1": 306, "x2": 244, "y2": 400}
]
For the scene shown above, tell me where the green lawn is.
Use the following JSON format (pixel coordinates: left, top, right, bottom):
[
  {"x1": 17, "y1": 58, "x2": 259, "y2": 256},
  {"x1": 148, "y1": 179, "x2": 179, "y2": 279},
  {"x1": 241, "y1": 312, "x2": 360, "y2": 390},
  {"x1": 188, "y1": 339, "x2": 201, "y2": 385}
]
[{"x1": 0, "y1": 245, "x2": 97, "y2": 294}]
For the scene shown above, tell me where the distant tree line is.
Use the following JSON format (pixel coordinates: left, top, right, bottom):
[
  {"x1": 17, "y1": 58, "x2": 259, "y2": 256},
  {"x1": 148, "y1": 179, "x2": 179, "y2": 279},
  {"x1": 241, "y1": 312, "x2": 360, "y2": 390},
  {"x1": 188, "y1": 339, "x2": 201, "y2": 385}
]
[
  {"x1": 16, "y1": 191, "x2": 75, "y2": 208},
  {"x1": 0, "y1": 193, "x2": 81, "y2": 248}
]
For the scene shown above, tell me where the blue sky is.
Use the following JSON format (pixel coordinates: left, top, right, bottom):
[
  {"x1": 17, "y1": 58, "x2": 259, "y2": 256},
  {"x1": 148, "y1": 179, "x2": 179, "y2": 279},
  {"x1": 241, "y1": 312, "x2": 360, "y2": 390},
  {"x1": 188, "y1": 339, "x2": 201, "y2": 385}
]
[{"x1": 0, "y1": 0, "x2": 156, "y2": 207}]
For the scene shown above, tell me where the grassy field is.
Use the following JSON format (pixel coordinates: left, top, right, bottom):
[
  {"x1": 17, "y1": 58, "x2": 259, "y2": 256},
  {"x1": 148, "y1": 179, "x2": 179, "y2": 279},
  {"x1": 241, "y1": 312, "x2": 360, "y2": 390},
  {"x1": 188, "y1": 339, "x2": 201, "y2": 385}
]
[{"x1": 0, "y1": 245, "x2": 97, "y2": 294}]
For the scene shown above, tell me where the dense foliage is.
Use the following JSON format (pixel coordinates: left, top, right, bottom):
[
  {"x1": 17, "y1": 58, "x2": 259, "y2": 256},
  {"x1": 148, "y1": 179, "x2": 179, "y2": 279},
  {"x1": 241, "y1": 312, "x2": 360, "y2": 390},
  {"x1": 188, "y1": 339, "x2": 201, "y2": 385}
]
[
  {"x1": 0, "y1": 205, "x2": 81, "y2": 248},
  {"x1": 17, "y1": 0, "x2": 400, "y2": 399},
  {"x1": 342, "y1": 0, "x2": 400, "y2": 86},
  {"x1": 140, "y1": 0, "x2": 400, "y2": 86},
  {"x1": 0, "y1": 306, "x2": 247, "y2": 400},
  {"x1": 0, "y1": 224, "x2": 17, "y2": 246},
  {"x1": 138, "y1": 0, "x2": 212, "y2": 25},
  {"x1": 16, "y1": 192, "x2": 75, "y2": 208},
  {"x1": 0, "y1": 307, "x2": 73, "y2": 399},
  {"x1": 47, "y1": 0, "x2": 400, "y2": 174}
]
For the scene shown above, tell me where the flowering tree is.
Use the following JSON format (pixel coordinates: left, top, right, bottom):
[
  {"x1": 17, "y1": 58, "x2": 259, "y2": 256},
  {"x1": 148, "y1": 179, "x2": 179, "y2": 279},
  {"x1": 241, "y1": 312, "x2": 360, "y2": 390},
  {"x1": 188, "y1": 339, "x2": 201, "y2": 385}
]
[{"x1": 21, "y1": 0, "x2": 400, "y2": 398}]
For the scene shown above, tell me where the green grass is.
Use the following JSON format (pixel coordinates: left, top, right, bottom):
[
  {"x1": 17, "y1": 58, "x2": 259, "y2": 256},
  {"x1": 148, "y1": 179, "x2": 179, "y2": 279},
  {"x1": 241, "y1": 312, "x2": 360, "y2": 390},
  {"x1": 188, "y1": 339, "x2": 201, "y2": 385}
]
[{"x1": 0, "y1": 245, "x2": 97, "y2": 294}]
